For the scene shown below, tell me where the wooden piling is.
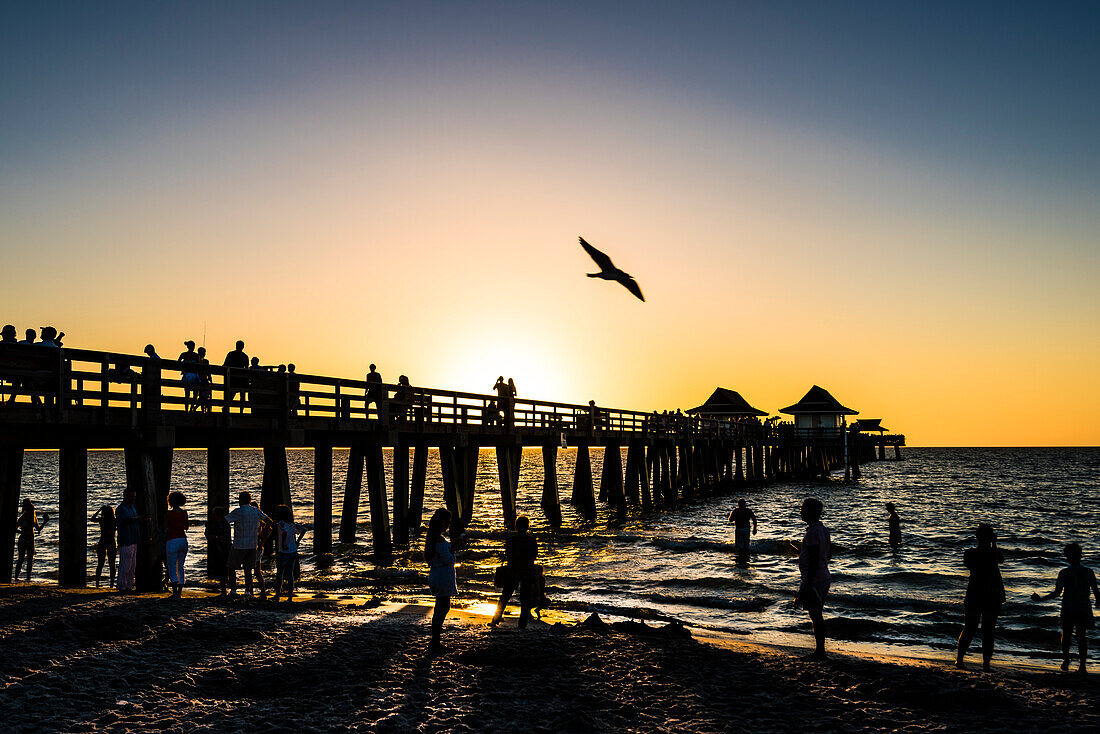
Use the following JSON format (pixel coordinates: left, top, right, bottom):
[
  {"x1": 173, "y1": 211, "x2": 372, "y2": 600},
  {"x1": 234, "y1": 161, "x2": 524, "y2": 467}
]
[
  {"x1": 894, "y1": 445, "x2": 902, "y2": 460},
  {"x1": 58, "y1": 446, "x2": 88, "y2": 587},
  {"x1": 339, "y1": 445, "x2": 365, "y2": 543},
  {"x1": 408, "y1": 442, "x2": 428, "y2": 533},
  {"x1": 124, "y1": 447, "x2": 162, "y2": 592},
  {"x1": 541, "y1": 443, "x2": 562, "y2": 528},
  {"x1": 624, "y1": 441, "x2": 641, "y2": 506},
  {"x1": 0, "y1": 447, "x2": 23, "y2": 583},
  {"x1": 261, "y1": 446, "x2": 291, "y2": 553},
  {"x1": 365, "y1": 441, "x2": 392, "y2": 562},
  {"x1": 497, "y1": 444, "x2": 518, "y2": 529},
  {"x1": 734, "y1": 446, "x2": 744, "y2": 483},
  {"x1": 640, "y1": 445, "x2": 654, "y2": 511},
  {"x1": 571, "y1": 442, "x2": 596, "y2": 521},
  {"x1": 391, "y1": 440, "x2": 410, "y2": 544},
  {"x1": 602, "y1": 443, "x2": 625, "y2": 521},
  {"x1": 206, "y1": 446, "x2": 230, "y2": 576},
  {"x1": 313, "y1": 444, "x2": 333, "y2": 557}
]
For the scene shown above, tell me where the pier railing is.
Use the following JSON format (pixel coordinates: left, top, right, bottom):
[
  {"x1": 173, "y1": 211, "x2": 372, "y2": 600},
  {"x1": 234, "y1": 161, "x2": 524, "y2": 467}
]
[{"x1": 0, "y1": 345, "x2": 772, "y2": 442}]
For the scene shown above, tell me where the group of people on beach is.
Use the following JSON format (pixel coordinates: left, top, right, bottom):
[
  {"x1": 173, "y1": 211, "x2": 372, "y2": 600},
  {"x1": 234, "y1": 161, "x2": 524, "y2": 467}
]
[
  {"x1": 725, "y1": 496, "x2": 1100, "y2": 673},
  {"x1": 14, "y1": 488, "x2": 305, "y2": 602}
]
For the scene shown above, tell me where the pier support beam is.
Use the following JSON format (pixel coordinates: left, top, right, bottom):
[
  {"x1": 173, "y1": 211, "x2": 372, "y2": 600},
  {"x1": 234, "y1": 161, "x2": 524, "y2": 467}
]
[
  {"x1": 601, "y1": 443, "x2": 625, "y2": 521},
  {"x1": 894, "y1": 445, "x2": 902, "y2": 460},
  {"x1": 339, "y1": 445, "x2": 365, "y2": 543},
  {"x1": 261, "y1": 446, "x2": 291, "y2": 554},
  {"x1": 408, "y1": 443, "x2": 428, "y2": 534},
  {"x1": 391, "y1": 440, "x2": 410, "y2": 545},
  {"x1": 59, "y1": 446, "x2": 88, "y2": 587},
  {"x1": 624, "y1": 441, "x2": 641, "y2": 506},
  {"x1": 365, "y1": 441, "x2": 392, "y2": 562},
  {"x1": 734, "y1": 447, "x2": 744, "y2": 483},
  {"x1": 497, "y1": 444, "x2": 518, "y2": 530},
  {"x1": 0, "y1": 447, "x2": 23, "y2": 583},
  {"x1": 125, "y1": 447, "x2": 163, "y2": 593},
  {"x1": 541, "y1": 443, "x2": 562, "y2": 529},
  {"x1": 206, "y1": 446, "x2": 230, "y2": 577},
  {"x1": 571, "y1": 442, "x2": 596, "y2": 522},
  {"x1": 313, "y1": 445, "x2": 333, "y2": 558}
]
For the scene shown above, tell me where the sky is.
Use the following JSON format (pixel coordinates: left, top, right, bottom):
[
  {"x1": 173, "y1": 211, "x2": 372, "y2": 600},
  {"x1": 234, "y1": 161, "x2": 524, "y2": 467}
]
[{"x1": 2, "y1": 2, "x2": 1098, "y2": 446}]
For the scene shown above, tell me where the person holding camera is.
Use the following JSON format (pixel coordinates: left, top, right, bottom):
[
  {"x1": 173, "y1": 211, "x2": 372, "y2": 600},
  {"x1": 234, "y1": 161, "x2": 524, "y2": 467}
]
[{"x1": 955, "y1": 523, "x2": 1006, "y2": 671}]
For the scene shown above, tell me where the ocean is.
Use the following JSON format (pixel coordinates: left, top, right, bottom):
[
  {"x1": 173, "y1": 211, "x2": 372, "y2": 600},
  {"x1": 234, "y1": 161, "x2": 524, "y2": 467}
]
[{"x1": 12, "y1": 447, "x2": 1100, "y2": 666}]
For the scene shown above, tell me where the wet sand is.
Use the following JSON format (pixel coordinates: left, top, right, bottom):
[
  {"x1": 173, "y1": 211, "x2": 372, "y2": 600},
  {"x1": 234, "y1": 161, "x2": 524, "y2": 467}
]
[{"x1": 1, "y1": 585, "x2": 1097, "y2": 733}]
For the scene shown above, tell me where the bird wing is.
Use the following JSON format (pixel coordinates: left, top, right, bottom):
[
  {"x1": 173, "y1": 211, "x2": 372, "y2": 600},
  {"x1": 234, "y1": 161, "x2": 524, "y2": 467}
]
[
  {"x1": 579, "y1": 236, "x2": 615, "y2": 272},
  {"x1": 618, "y1": 275, "x2": 645, "y2": 302}
]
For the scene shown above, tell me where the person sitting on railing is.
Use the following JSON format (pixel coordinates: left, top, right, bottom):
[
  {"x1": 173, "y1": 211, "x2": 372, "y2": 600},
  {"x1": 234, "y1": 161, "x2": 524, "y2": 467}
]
[
  {"x1": 391, "y1": 374, "x2": 412, "y2": 423},
  {"x1": 222, "y1": 340, "x2": 249, "y2": 412},
  {"x1": 483, "y1": 398, "x2": 499, "y2": 427},
  {"x1": 178, "y1": 340, "x2": 202, "y2": 412}
]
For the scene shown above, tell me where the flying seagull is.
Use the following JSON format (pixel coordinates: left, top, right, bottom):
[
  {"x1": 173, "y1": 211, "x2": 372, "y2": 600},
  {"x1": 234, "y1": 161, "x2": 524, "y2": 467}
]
[{"x1": 579, "y1": 236, "x2": 645, "y2": 302}]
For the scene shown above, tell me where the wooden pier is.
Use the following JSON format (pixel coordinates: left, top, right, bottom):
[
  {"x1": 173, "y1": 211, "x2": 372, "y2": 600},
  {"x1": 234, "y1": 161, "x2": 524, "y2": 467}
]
[{"x1": 0, "y1": 345, "x2": 904, "y2": 589}]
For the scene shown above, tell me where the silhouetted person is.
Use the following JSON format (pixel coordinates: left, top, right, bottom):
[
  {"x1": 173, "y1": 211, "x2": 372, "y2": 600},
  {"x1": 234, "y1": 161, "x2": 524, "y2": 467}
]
[
  {"x1": 38, "y1": 326, "x2": 61, "y2": 348},
  {"x1": 196, "y1": 346, "x2": 212, "y2": 412},
  {"x1": 392, "y1": 374, "x2": 412, "y2": 423},
  {"x1": 14, "y1": 498, "x2": 44, "y2": 582},
  {"x1": 425, "y1": 508, "x2": 463, "y2": 652},
  {"x1": 797, "y1": 497, "x2": 831, "y2": 660},
  {"x1": 729, "y1": 498, "x2": 758, "y2": 558},
  {"x1": 1, "y1": 324, "x2": 16, "y2": 343},
  {"x1": 143, "y1": 344, "x2": 160, "y2": 359},
  {"x1": 484, "y1": 398, "x2": 499, "y2": 427},
  {"x1": 19, "y1": 328, "x2": 36, "y2": 345},
  {"x1": 955, "y1": 523, "x2": 1005, "y2": 671},
  {"x1": 886, "y1": 502, "x2": 902, "y2": 548},
  {"x1": 222, "y1": 340, "x2": 249, "y2": 412},
  {"x1": 365, "y1": 363, "x2": 383, "y2": 417},
  {"x1": 287, "y1": 363, "x2": 299, "y2": 415},
  {"x1": 116, "y1": 489, "x2": 147, "y2": 592},
  {"x1": 249, "y1": 356, "x2": 262, "y2": 370},
  {"x1": 494, "y1": 377, "x2": 516, "y2": 428},
  {"x1": 91, "y1": 505, "x2": 116, "y2": 588},
  {"x1": 179, "y1": 340, "x2": 201, "y2": 411},
  {"x1": 587, "y1": 400, "x2": 599, "y2": 430},
  {"x1": 272, "y1": 504, "x2": 303, "y2": 603},
  {"x1": 225, "y1": 491, "x2": 270, "y2": 598},
  {"x1": 1032, "y1": 543, "x2": 1100, "y2": 674},
  {"x1": 490, "y1": 515, "x2": 542, "y2": 628},
  {"x1": 163, "y1": 491, "x2": 188, "y2": 599}
]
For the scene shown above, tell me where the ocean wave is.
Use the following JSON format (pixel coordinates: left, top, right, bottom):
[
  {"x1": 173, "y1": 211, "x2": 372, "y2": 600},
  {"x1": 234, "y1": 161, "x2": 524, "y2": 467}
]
[
  {"x1": 646, "y1": 593, "x2": 772, "y2": 613},
  {"x1": 648, "y1": 537, "x2": 799, "y2": 556}
]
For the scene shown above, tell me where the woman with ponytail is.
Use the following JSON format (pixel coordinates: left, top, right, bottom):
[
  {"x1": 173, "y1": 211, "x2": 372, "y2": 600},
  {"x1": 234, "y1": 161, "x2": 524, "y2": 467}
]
[{"x1": 425, "y1": 508, "x2": 463, "y2": 652}]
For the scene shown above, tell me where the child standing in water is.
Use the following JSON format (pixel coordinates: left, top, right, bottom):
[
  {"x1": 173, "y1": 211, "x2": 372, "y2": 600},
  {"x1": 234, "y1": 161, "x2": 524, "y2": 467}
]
[
  {"x1": 886, "y1": 502, "x2": 902, "y2": 548},
  {"x1": 91, "y1": 505, "x2": 117, "y2": 588},
  {"x1": 272, "y1": 504, "x2": 301, "y2": 603},
  {"x1": 14, "y1": 499, "x2": 44, "y2": 582},
  {"x1": 1032, "y1": 543, "x2": 1100, "y2": 674},
  {"x1": 425, "y1": 508, "x2": 464, "y2": 652}
]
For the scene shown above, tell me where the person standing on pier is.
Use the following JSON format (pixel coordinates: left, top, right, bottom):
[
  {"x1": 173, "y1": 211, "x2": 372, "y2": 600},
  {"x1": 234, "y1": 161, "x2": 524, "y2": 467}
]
[
  {"x1": 955, "y1": 523, "x2": 1005, "y2": 671},
  {"x1": 222, "y1": 340, "x2": 249, "y2": 412},
  {"x1": 178, "y1": 341, "x2": 201, "y2": 412},
  {"x1": 90, "y1": 505, "x2": 116, "y2": 588},
  {"x1": 1031, "y1": 543, "x2": 1100, "y2": 674},
  {"x1": 116, "y1": 489, "x2": 147, "y2": 593},
  {"x1": 886, "y1": 503, "x2": 902, "y2": 549},
  {"x1": 796, "y1": 497, "x2": 831, "y2": 660},
  {"x1": 729, "y1": 499, "x2": 758, "y2": 558},
  {"x1": 225, "y1": 491, "x2": 271, "y2": 598},
  {"x1": 196, "y1": 346, "x2": 212, "y2": 412},
  {"x1": 365, "y1": 364, "x2": 383, "y2": 417},
  {"x1": 493, "y1": 377, "x2": 516, "y2": 429}
]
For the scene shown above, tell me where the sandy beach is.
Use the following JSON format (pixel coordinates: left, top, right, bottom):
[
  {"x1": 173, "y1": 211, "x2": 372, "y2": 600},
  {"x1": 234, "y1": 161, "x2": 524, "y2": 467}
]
[{"x1": 2, "y1": 585, "x2": 1097, "y2": 733}]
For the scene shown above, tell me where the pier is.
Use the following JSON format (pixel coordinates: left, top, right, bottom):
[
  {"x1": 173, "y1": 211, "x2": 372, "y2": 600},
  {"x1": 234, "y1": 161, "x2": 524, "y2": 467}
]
[{"x1": 0, "y1": 345, "x2": 904, "y2": 589}]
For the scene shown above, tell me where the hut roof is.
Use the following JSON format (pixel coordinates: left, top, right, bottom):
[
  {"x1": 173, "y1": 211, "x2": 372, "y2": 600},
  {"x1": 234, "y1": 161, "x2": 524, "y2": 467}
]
[
  {"x1": 686, "y1": 387, "x2": 768, "y2": 418},
  {"x1": 779, "y1": 385, "x2": 857, "y2": 416},
  {"x1": 853, "y1": 418, "x2": 887, "y2": 433}
]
